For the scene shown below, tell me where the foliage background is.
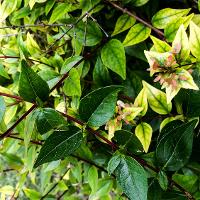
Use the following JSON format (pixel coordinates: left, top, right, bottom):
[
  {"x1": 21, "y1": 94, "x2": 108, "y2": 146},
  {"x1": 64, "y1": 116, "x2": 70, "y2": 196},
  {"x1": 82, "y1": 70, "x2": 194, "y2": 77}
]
[{"x1": 1, "y1": 0, "x2": 200, "y2": 199}]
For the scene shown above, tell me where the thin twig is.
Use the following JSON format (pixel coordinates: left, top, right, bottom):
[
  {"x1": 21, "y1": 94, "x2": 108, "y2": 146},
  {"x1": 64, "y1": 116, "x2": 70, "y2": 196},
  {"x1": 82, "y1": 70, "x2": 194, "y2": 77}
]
[
  {"x1": 46, "y1": 3, "x2": 100, "y2": 53},
  {"x1": 60, "y1": 112, "x2": 194, "y2": 200},
  {"x1": 40, "y1": 168, "x2": 70, "y2": 200},
  {"x1": 0, "y1": 23, "x2": 72, "y2": 30},
  {"x1": 104, "y1": 0, "x2": 164, "y2": 39},
  {"x1": 0, "y1": 92, "x2": 23, "y2": 101},
  {"x1": 0, "y1": 55, "x2": 53, "y2": 68}
]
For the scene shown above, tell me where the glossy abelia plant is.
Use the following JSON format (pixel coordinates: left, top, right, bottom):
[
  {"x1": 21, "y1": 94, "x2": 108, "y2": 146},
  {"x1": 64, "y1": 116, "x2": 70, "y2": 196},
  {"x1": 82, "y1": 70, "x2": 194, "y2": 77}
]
[
  {"x1": 1, "y1": 0, "x2": 200, "y2": 200},
  {"x1": 145, "y1": 24, "x2": 199, "y2": 103}
]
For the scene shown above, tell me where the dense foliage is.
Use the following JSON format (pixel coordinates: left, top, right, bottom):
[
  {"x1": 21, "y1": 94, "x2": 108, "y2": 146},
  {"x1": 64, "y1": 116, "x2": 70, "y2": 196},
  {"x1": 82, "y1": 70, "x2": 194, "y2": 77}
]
[{"x1": 1, "y1": 0, "x2": 200, "y2": 199}]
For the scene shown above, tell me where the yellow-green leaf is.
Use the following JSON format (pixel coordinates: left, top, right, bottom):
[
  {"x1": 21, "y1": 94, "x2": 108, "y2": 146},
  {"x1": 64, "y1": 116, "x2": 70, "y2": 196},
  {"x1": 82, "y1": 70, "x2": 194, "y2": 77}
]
[
  {"x1": 150, "y1": 35, "x2": 171, "y2": 53},
  {"x1": 134, "y1": 88, "x2": 148, "y2": 116},
  {"x1": 152, "y1": 8, "x2": 190, "y2": 29},
  {"x1": 135, "y1": 122, "x2": 152, "y2": 153},
  {"x1": 177, "y1": 69, "x2": 199, "y2": 90},
  {"x1": 143, "y1": 81, "x2": 172, "y2": 114},
  {"x1": 172, "y1": 25, "x2": 190, "y2": 61},
  {"x1": 189, "y1": 21, "x2": 200, "y2": 59},
  {"x1": 112, "y1": 14, "x2": 136, "y2": 36},
  {"x1": 123, "y1": 23, "x2": 151, "y2": 47}
]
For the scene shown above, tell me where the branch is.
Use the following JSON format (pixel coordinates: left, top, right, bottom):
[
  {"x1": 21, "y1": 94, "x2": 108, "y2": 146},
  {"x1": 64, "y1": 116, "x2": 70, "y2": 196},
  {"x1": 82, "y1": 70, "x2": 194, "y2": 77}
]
[
  {"x1": 46, "y1": 3, "x2": 100, "y2": 53},
  {"x1": 0, "y1": 55, "x2": 53, "y2": 68},
  {"x1": 104, "y1": 0, "x2": 164, "y2": 39},
  {"x1": 60, "y1": 112, "x2": 194, "y2": 200},
  {"x1": 40, "y1": 168, "x2": 70, "y2": 200},
  {"x1": 0, "y1": 92, "x2": 23, "y2": 101},
  {"x1": 0, "y1": 23, "x2": 72, "y2": 30}
]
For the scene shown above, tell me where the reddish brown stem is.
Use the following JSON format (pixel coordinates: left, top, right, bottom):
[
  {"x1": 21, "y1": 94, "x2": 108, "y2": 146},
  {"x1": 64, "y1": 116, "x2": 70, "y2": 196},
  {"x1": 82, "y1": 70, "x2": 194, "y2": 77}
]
[{"x1": 0, "y1": 92, "x2": 23, "y2": 101}]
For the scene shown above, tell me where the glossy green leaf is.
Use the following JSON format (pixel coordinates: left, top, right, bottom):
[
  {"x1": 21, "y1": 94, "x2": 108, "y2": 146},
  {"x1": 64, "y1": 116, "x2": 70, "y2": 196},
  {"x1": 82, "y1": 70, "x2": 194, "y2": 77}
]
[
  {"x1": 189, "y1": 21, "x2": 200, "y2": 59},
  {"x1": 79, "y1": 86, "x2": 122, "y2": 127},
  {"x1": 45, "y1": 0, "x2": 55, "y2": 15},
  {"x1": 93, "y1": 56, "x2": 111, "y2": 87},
  {"x1": 49, "y1": 3, "x2": 71, "y2": 23},
  {"x1": 113, "y1": 130, "x2": 143, "y2": 154},
  {"x1": 112, "y1": 14, "x2": 136, "y2": 36},
  {"x1": 152, "y1": 8, "x2": 190, "y2": 29},
  {"x1": 63, "y1": 68, "x2": 81, "y2": 97},
  {"x1": 35, "y1": 108, "x2": 66, "y2": 135},
  {"x1": 88, "y1": 166, "x2": 98, "y2": 193},
  {"x1": 69, "y1": 20, "x2": 102, "y2": 46},
  {"x1": 0, "y1": 64, "x2": 9, "y2": 79},
  {"x1": 101, "y1": 39, "x2": 126, "y2": 80},
  {"x1": 0, "y1": 97, "x2": 6, "y2": 123},
  {"x1": 26, "y1": 32, "x2": 41, "y2": 56},
  {"x1": 156, "y1": 120, "x2": 197, "y2": 171},
  {"x1": 123, "y1": 23, "x2": 151, "y2": 47},
  {"x1": 143, "y1": 81, "x2": 172, "y2": 114},
  {"x1": 34, "y1": 126, "x2": 82, "y2": 167},
  {"x1": 130, "y1": 0, "x2": 150, "y2": 7},
  {"x1": 108, "y1": 153, "x2": 148, "y2": 200},
  {"x1": 18, "y1": 60, "x2": 50, "y2": 103},
  {"x1": 157, "y1": 171, "x2": 168, "y2": 191},
  {"x1": 164, "y1": 14, "x2": 193, "y2": 42},
  {"x1": 135, "y1": 122, "x2": 152, "y2": 153}
]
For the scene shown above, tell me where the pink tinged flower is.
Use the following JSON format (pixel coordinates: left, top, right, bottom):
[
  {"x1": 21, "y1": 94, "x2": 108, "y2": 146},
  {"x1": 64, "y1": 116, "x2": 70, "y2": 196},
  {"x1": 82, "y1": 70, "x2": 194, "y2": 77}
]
[
  {"x1": 151, "y1": 59, "x2": 160, "y2": 70},
  {"x1": 164, "y1": 55, "x2": 176, "y2": 67},
  {"x1": 188, "y1": 69, "x2": 193, "y2": 74},
  {"x1": 171, "y1": 79, "x2": 178, "y2": 89},
  {"x1": 154, "y1": 75, "x2": 161, "y2": 82},
  {"x1": 179, "y1": 75, "x2": 187, "y2": 81}
]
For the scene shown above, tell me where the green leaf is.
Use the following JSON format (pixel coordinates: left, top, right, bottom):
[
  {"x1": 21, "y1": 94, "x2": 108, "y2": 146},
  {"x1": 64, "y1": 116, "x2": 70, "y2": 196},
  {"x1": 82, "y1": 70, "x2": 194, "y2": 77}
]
[
  {"x1": 45, "y1": 0, "x2": 55, "y2": 15},
  {"x1": 93, "y1": 56, "x2": 111, "y2": 87},
  {"x1": 34, "y1": 126, "x2": 82, "y2": 167},
  {"x1": 69, "y1": 20, "x2": 102, "y2": 46},
  {"x1": 61, "y1": 56, "x2": 84, "y2": 75},
  {"x1": 35, "y1": 108, "x2": 66, "y2": 135},
  {"x1": 63, "y1": 68, "x2": 81, "y2": 97},
  {"x1": 164, "y1": 14, "x2": 193, "y2": 42},
  {"x1": 130, "y1": 0, "x2": 150, "y2": 7},
  {"x1": 150, "y1": 35, "x2": 171, "y2": 53},
  {"x1": 135, "y1": 122, "x2": 152, "y2": 153},
  {"x1": 112, "y1": 14, "x2": 136, "y2": 36},
  {"x1": 189, "y1": 21, "x2": 200, "y2": 59},
  {"x1": 0, "y1": 64, "x2": 9, "y2": 79},
  {"x1": 157, "y1": 171, "x2": 168, "y2": 191},
  {"x1": 18, "y1": 60, "x2": 50, "y2": 103},
  {"x1": 156, "y1": 120, "x2": 197, "y2": 171},
  {"x1": 101, "y1": 39, "x2": 126, "y2": 80},
  {"x1": 49, "y1": 3, "x2": 71, "y2": 24},
  {"x1": 172, "y1": 25, "x2": 190, "y2": 62},
  {"x1": 108, "y1": 154, "x2": 148, "y2": 200},
  {"x1": 79, "y1": 86, "x2": 122, "y2": 127},
  {"x1": 113, "y1": 130, "x2": 143, "y2": 154},
  {"x1": 123, "y1": 23, "x2": 151, "y2": 47},
  {"x1": 88, "y1": 166, "x2": 98, "y2": 193},
  {"x1": 0, "y1": 0, "x2": 17, "y2": 22},
  {"x1": 152, "y1": 8, "x2": 190, "y2": 29},
  {"x1": 142, "y1": 81, "x2": 172, "y2": 114},
  {"x1": 0, "y1": 97, "x2": 6, "y2": 123}
]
